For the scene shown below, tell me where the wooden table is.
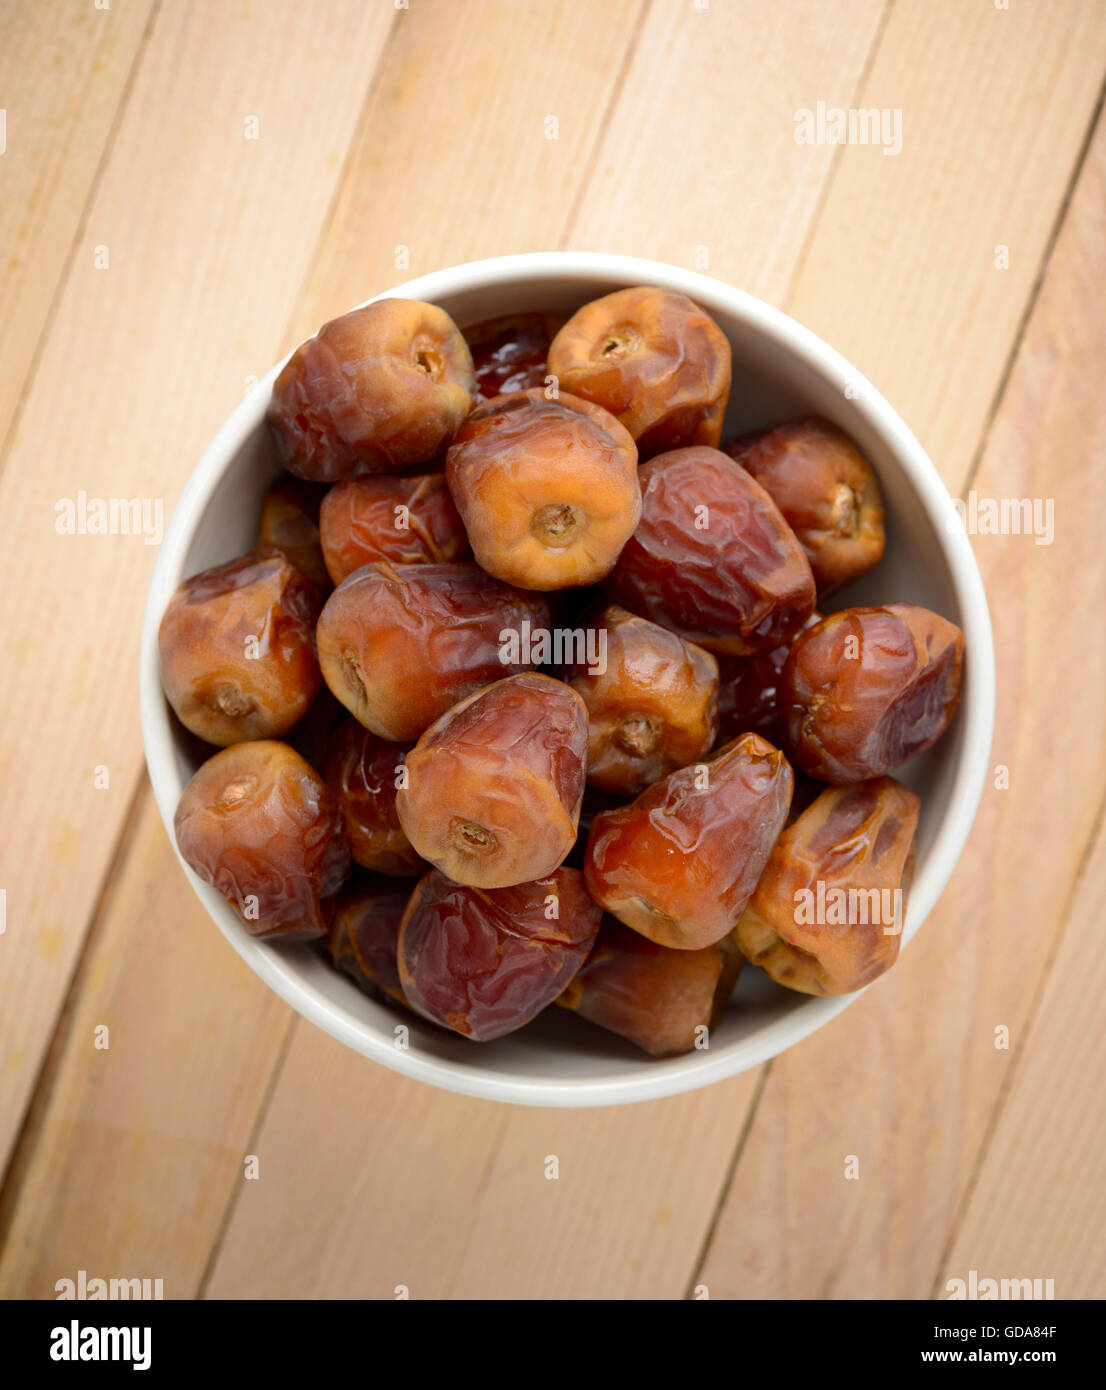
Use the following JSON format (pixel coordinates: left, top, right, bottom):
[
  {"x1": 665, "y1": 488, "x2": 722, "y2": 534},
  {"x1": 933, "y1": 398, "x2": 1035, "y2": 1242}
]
[{"x1": 1, "y1": 0, "x2": 1103, "y2": 1301}]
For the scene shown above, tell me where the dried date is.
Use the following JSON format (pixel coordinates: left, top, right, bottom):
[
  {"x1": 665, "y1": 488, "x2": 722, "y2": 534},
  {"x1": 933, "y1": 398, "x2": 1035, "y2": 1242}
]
[
  {"x1": 584, "y1": 732, "x2": 793, "y2": 950},
  {"x1": 398, "y1": 866, "x2": 600, "y2": 1040}
]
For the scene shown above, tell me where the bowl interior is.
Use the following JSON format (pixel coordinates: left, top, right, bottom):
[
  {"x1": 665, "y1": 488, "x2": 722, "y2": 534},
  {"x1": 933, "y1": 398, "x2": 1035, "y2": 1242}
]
[{"x1": 143, "y1": 255, "x2": 992, "y2": 1106}]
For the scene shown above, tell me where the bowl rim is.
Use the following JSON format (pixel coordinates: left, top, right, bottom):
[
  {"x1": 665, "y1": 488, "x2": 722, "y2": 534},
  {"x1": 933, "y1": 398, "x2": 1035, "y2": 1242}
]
[{"x1": 140, "y1": 250, "x2": 996, "y2": 1108}]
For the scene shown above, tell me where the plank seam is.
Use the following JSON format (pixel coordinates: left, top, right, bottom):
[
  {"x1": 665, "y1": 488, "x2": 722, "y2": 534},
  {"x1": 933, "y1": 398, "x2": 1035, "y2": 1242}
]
[
  {"x1": 196, "y1": 1013, "x2": 300, "y2": 1300},
  {"x1": 928, "y1": 780, "x2": 1106, "y2": 1298},
  {"x1": 274, "y1": 5, "x2": 409, "y2": 339},
  {"x1": 0, "y1": 0, "x2": 164, "y2": 485},
  {"x1": 683, "y1": 1061, "x2": 771, "y2": 1300},
  {"x1": 778, "y1": 0, "x2": 896, "y2": 313},
  {"x1": 558, "y1": 0, "x2": 654, "y2": 248},
  {"x1": 0, "y1": 766, "x2": 153, "y2": 1259},
  {"x1": 957, "y1": 73, "x2": 1106, "y2": 501}
]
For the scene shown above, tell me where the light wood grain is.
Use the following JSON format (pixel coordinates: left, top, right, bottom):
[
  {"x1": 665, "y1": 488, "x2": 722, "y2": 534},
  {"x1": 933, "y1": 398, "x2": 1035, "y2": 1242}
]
[
  {"x1": 0, "y1": 0, "x2": 395, "y2": 1175},
  {"x1": 298, "y1": 0, "x2": 648, "y2": 333},
  {"x1": 786, "y1": 0, "x2": 1106, "y2": 493},
  {"x1": 941, "y1": 818, "x2": 1106, "y2": 1299},
  {"x1": 695, "y1": 100, "x2": 1106, "y2": 1302},
  {"x1": 0, "y1": 0, "x2": 154, "y2": 453},
  {"x1": 0, "y1": 807, "x2": 290, "y2": 1299},
  {"x1": 567, "y1": 0, "x2": 888, "y2": 298},
  {"x1": 939, "y1": 117, "x2": 1106, "y2": 1301},
  {"x1": 205, "y1": 1056, "x2": 758, "y2": 1300}
]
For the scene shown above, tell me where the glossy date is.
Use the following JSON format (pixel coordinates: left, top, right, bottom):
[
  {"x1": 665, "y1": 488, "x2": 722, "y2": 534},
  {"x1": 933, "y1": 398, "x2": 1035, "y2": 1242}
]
[
  {"x1": 603, "y1": 446, "x2": 816, "y2": 655},
  {"x1": 547, "y1": 286, "x2": 731, "y2": 457},
  {"x1": 397, "y1": 866, "x2": 601, "y2": 1040},
  {"x1": 316, "y1": 561, "x2": 549, "y2": 741},
  {"x1": 781, "y1": 603, "x2": 964, "y2": 782},
  {"x1": 159, "y1": 547, "x2": 321, "y2": 746},
  {"x1": 174, "y1": 740, "x2": 350, "y2": 941},
  {"x1": 584, "y1": 731, "x2": 793, "y2": 950},
  {"x1": 397, "y1": 673, "x2": 588, "y2": 888},
  {"x1": 734, "y1": 777, "x2": 919, "y2": 994}
]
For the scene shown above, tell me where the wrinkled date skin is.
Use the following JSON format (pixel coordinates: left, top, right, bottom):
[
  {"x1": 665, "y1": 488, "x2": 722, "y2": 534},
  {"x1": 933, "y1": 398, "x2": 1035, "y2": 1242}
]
[
  {"x1": 159, "y1": 547, "x2": 322, "y2": 746},
  {"x1": 714, "y1": 612, "x2": 821, "y2": 745},
  {"x1": 557, "y1": 917, "x2": 742, "y2": 1056},
  {"x1": 566, "y1": 604, "x2": 719, "y2": 796},
  {"x1": 324, "y1": 717, "x2": 424, "y2": 875},
  {"x1": 397, "y1": 674, "x2": 588, "y2": 888},
  {"x1": 585, "y1": 732, "x2": 794, "y2": 950},
  {"x1": 257, "y1": 475, "x2": 331, "y2": 590},
  {"x1": 725, "y1": 418, "x2": 885, "y2": 593},
  {"x1": 547, "y1": 287, "x2": 732, "y2": 457},
  {"x1": 319, "y1": 472, "x2": 471, "y2": 584},
  {"x1": 329, "y1": 879, "x2": 409, "y2": 1003},
  {"x1": 397, "y1": 866, "x2": 600, "y2": 1040},
  {"x1": 465, "y1": 313, "x2": 564, "y2": 401},
  {"x1": 603, "y1": 447, "x2": 816, "y2": 655},
  {"x1": 735, "y1": 777, "x2": 920, "y2": 995},
  {"x1": 175, "y1": 741, "x2": 350, "y2": 941},
  {"x1": 781, "y1": 603, "x2": 964, "y2": 782},
  {"x1": 268, "y1": 299, "x2": 475, "y2": 481},
  {"x1": 446, "y1": 388, "x2": 640, "y2": 590},
  {"x1": 316, "y1": 561, "x2": 549, "y2": 742}
]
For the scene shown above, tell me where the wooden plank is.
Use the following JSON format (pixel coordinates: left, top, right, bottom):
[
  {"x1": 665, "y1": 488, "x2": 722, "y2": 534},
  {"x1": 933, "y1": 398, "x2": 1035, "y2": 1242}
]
[
  {"x1": 785, "y1": 0, "x2": 1106, "y2": 493},
  {"x1": 0, "y1": 804, "x2": 291, "y2": 1299},
  {"x1": 205, "y1": 1045, "x2": 757, "y2": 1299},
  {"x1": 567, "y1": 0, "x2": 887, "y2": 297},
  {"x1": 440, "y1": 1075, "x2": 759, "y2": 1299},
  {"x1": 0, "y1": 0, "x2": 155, "y2": 452},
  {"x1": 0, "y1": 0, "x2": 396, "y2": 1177},
  {"x1": 937, "y1": 119, "x2": 1106, "y2": 1299},
  {"x1": 696, "y1": 104, "x2": 1106, "y2": 1300},
  {"x1": 297, "y1": 0, "x2": 649, "y2": 333},
  {"x1": 940, "y1": 816, "x2": 1106, "y2": 1299},
  {"x1": 203, "y1": 1039, "x2": 512, "y2": 1300}
]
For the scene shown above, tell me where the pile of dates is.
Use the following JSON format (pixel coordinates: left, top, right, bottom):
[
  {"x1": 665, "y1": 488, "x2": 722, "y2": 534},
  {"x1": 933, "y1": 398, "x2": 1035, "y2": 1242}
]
[{"x1": 161, "y1": 286, "x2": 964, "y2": 1057}]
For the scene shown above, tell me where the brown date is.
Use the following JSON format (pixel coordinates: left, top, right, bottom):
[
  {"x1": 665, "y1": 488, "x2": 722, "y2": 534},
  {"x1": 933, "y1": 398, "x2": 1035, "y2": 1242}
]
[
  {"x1": 584, "y1": 732, "x2": 793, "y2": 950},
  {"x1": 735, "y1": 777, "x2": 919, "y2": 995},
  {"x1": 781, "y1": 603, "x2": 964, "y2": 782},
  {"x1": 257, "y1": 475, "x2": 331, "y2": 590},
  {"x1": 445, "y1": 388, "x2": 640, "y2": 590},
  {"x1": 396, "y1": 673, "x2": 588, "y2": 888},
  {"x1": 565, "y1": 603, "x2": 719, "y2": 796},
  {"x1": 464, "y1": 312, "x2": 564, "y2": 401},
  {"x1": 546, "y1": 286, "x2": 731, "y2": 456},
  {"x1": 397, "y1": 866, "x2": 600, "y2": 1040},
  {"x1": 557, "y1": 917, "x2": 742, "y2": 1056},
  {"x1": 323, "y1": 718, "x2": 424, "y2": 875},
  {"x1": 268, "y1": 299, "x2": 475, "y2": 481},
  {"x1": 725, "y1": 418, "x2": 885, "y2": 593},
  {"x1": 174, "y1": 741, "x2": 349, "y2": 942},
  {"x1": 329, "y1": 879, "x2": 409, "y2": 1003},
  {"x1": 159, "y1": 547, "x2": 321, "y2": 746},
  {"x1": 316, "y1": 561, "x2": 549, "y2": 742},
  {"x1": 319, "y1": 472, "x2": 470, "y2": 584},
  {"x1": 603, "y1": 446, "x2": 816, "y2": 655}
]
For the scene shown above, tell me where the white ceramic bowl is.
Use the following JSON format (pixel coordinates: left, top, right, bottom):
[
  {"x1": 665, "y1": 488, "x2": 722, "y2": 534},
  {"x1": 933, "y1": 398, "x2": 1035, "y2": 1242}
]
[{"x1": 141, "y1": 252, "x2": 995, "y2": 1107}]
